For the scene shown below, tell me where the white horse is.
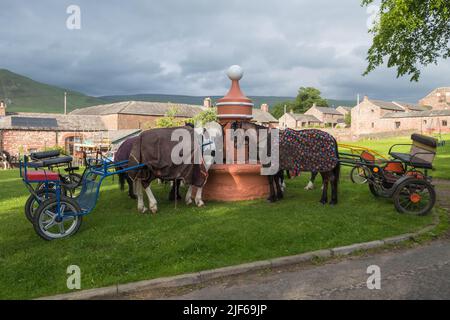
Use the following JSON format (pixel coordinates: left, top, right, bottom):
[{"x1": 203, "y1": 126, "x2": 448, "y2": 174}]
[{"x1": 0, "y1": 151, "x2": 12, "y2": 170}]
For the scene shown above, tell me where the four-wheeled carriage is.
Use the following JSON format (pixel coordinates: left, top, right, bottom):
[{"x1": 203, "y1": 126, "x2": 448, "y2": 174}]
[
  {"x1": 340, "y1": 134, "x2": 438, "y2": 216},
  {"x1": 20, "y1": 154, "x2": 145, "y2": 240}
]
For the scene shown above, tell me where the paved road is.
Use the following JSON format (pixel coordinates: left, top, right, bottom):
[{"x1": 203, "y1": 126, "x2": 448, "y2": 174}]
[{"x1": 123, "y1": 181, "x2": 450, "y2": 300}]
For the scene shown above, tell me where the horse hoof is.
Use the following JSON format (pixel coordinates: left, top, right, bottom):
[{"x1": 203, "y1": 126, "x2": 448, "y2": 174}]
[
  {"x1": 129, "y1": 194, "x2": 137, "y2": 200},
  {"x1": 329, "y1": 201, "x2": 337, "y2": 206},
  {"x1": 186, "y1": 198, "x2": 193, "y2": 205},
  {"x1": 140, "y1": 207, "x2": 149, "y2": 214},
  {"x1": 267, "y1": 198, "x2": 276, "y2": 203},
  {"x1": 319, "y1": 200, "x2": 327, "y2": 205},
  {"x1": 150, "y1": 207, "x2": 158, "y2": 214},
  {"x1": 196, "y1": 200, "x2": 205, "y2": 207}
]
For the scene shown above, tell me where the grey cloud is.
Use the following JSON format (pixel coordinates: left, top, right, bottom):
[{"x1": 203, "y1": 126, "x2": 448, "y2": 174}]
[{"x1": 0, "y1": 0, "x2": 448, "y2": 101}]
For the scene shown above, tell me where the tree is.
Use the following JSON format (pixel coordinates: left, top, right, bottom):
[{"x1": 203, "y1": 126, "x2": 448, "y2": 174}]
[
  {"x1": 153, "y1": 105, "x2": 186, "y2": 128},
  {"x1": 344, "y1": 113, "x2": 352, "y2": 127},
  {"x1": 271, "y1": 87, "x2": 328, "y2": 119},
  {"x1": 362, "y1": 0, "x2": 450, "y2": 81},
  {"x1": 191, "y1": 107, "x2": 218, "y2": 126}
]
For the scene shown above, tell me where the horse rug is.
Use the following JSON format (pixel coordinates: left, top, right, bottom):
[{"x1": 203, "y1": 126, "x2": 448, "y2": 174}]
[
  {"x1": 128, "y1": 127, "x2": 208, "y2": 188},
  {"x1": 279, "y1": 129, "x2": 338, "y2": 175}
]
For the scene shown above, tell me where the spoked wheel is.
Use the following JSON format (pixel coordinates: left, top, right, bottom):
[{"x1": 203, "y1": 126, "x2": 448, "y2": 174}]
[
  {"x1": 393, "y1": 179, "x2": 436, "y2": 216},
  {"x1": 24, "y1": 189, "x2": 56, "y2": 223},
  {"x1": 368, "y1": 182, "x2": 383, "y2": 197},
  {"x1": 33, "y1": 196, "x2": 83, "y2": 240},
  {"x1": 350, "y1": 166, "x2": 369, "y2": 184}
]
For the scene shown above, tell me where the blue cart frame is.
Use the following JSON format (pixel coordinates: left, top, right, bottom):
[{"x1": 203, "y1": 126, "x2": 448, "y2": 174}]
[{"x1": 20, "y1": 155, "x2": 146, "y2": 240}]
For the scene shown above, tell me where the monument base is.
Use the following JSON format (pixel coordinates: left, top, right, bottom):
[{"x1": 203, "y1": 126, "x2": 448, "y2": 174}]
[{"x1": 202, "y1": 164, "x2": 269, "y2": 202}]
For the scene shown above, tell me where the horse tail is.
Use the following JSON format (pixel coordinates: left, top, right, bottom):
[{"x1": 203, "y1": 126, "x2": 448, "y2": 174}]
[{"x1": 333, "y1": 138, "x2": 340, "y2": 185}]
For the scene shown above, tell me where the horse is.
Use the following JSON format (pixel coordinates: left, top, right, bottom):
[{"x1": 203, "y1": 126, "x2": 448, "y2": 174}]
[
  {"x1": 114, "y1": 136, "x2": 139, "y2": 199},
  {"x1": 0, "y1": 150, "x2": 12, "y2": 170},
  {"x1": 127, "y1": 124, "x2": 218, "y2": 214},
  {"x1": 230, "y1": 122, "x2": 340, "y2": 205}
]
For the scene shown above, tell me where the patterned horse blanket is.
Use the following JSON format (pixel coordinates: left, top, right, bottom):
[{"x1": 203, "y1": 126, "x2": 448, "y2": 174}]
[
  {"x1": 128, "y1": 127, "x2": 208, "y2": 188},
  {"x1": 279, "y1": 129, "x2": 339, "y2": 175}
]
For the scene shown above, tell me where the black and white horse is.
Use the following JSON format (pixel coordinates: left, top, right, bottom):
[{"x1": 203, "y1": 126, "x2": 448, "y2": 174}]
[{"x1": 0, "y1": 150, "x2": 12, "y2": 170}]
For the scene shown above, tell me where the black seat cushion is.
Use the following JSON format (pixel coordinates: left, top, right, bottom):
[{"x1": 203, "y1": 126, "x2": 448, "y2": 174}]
[
  {"x1": 390, "y1": 152, "x2": 433, "y2": 169},
  {"x1": 30, "y1": 150, "x2": 60, "y2": 160},
  {"x1": 411, "y1": 134, "x2": 437, "y2": 148},
  {"x1": 28, "y1": 156, "x2": 73, "y2": 168}
]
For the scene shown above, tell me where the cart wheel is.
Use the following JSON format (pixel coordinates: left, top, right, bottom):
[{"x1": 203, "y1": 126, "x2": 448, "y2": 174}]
[
  {"x1": 24, "y1": 190, "x2": 56, "y2": 223},
  {"x1": 368, "y1": 182, "x2": 383, "y2": 197},
  {"x1": 393, "y1": 179, "x2": 436, "y2": 216},
  {"x1": 351, "y1": 166, "x2": 368, "y2": 184},
  {"x1": 33, "y1": 196, "x2": 83, "y2": 240}
]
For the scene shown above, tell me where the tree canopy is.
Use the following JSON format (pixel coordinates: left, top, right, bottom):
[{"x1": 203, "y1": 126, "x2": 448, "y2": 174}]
[
  {"x1": 362, "y1": 0, "x2": 450, "y2": 81},
  {"x1": 271, "y1": 87, "x2": 328, "y2": 119}
]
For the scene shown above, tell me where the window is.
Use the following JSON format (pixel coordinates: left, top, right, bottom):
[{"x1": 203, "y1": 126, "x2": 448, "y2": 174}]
[
  {"x1": 395, "y1": 122, "x2": 401, "y2": 129},
  {"x1": 371, "y1": 122, "x2": 374, "y2": 128},
  {"x1": 423, "y1": 120, "x2": 427, "y2": 125},
  {"x1": 443, "y1": 120, "x2": 448, "y2": 127}
]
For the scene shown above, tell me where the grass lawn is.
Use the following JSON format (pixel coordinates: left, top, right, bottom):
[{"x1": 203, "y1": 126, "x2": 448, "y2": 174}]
[
  {"x1": 0, "y1": 162, "x2": 437, "y2": 299},
  {"x1": 342, "y1": 133, "x2": 450, "y2": 180}
]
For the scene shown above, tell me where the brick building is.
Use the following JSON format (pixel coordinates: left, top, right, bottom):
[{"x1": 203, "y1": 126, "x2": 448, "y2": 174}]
[{"x1": 278, "y1": 112, "x2": 321, "y2": 129}]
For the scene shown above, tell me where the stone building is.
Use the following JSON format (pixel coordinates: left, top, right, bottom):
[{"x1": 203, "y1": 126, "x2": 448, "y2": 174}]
[
  {"x1": 278, "y1": 112, "x2": 321, "y2": 129},
  {"x1": 419, "y1": 87, "x2": 450, "y2": 110},
  {"x1": 351, "y1": 93, "x2": 450, "y2": 137},
  {"x1": 304, "y1": 104, "x2": 345, "y2": 127},
  {"x1": 336, "y1": 106, "x2": 352, "y2": 116}
]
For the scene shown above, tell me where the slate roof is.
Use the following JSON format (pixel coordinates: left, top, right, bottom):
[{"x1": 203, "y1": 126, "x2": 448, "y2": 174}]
[
  {"x1": 0, "y1": 113, "x2": 107, "y2": 131},
  {"x1": 252, "y1": 108, "x2": 278, "y2": 123},
  {"x1": 382, "y1": 109, "x2": 450, "y2": 119},
  {"x1": 70, "y1": 101, "x2": 204, "y2": 117},
  {"x1": 368, "y1": 99, "x2": 405, "y2": 111},
  {"x1": 289, "y1": 113, "x2": 321, "y2": 122},
  {"x1": 394, "y1": 102, "x2": 429, "y2": 112},
  {"x1": 313, "y1": 106, "x2": 344, "y2": 115}
]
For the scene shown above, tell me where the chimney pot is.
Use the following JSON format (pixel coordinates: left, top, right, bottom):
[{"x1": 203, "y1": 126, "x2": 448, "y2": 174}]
[{"x1": 261, "y1": 103, "x2": 269, "y2": 113}]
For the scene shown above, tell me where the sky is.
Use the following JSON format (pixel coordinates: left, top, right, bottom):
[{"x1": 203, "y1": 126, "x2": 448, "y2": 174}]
[{"x1": 1, "y1": 0, "x2": 449, "y2": 102}]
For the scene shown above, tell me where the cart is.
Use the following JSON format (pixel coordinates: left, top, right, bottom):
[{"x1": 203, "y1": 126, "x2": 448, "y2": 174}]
[
  {"x1": 339, "y1": 134, "x2": 437, "y2": 216},
  {"x1": 20, "y1": 155, "x2": 145, "y2": 240}
]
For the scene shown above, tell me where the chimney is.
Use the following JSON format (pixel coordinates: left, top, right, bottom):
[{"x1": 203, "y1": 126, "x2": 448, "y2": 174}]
[
  {"x1": 290, "y1": 109, "x2": 294, "y2": 114},
  {"x1": 363, "y1": 95, "x2": 369, "y2": 101},
  {"x1": 261, "y1": 103, "x2": 269, "y2": 113},
  {"x1": 203, "y1": 97, "x2": 212, "y2": 108},
  {"x1": 312, "y1": 103, "x2": 317, "y2": 108},
  {"x1": 0, "y1": 100, "x2": 6, "y2": 117}
]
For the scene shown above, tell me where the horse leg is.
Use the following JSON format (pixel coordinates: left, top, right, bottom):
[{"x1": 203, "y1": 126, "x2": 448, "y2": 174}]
[
  {"x1": 319, "y1": 172, "x2": 329, "y2": 205},
  {"x1": 305, "y1": 172, "x2": 318, "y2": 190},
  {"x1": 275, "y1": 171, "x2": 284, "y2": 200},
  {"x1": 195, "y1": 186, "x2": 205, "y2": 207},
  {"x1": 127, "y1": 176, "x2": 136, "y2": 199},
  {"x1": 185, "y1": 185, "x2": 193, "y2": 205},
  {"x1": 135, "y1": 181, "x2": 148, "y2": 214},
  {"x1": 144, "y1": 183, "x2": 158, "y2": 214},
  {"x1": 267, "y1": 175, "x2": 276, "y2": 203}
]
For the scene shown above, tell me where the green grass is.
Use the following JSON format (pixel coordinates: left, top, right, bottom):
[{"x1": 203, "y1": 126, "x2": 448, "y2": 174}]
[
  {"x1": 0, "y1": 167, "x2": 435, "y2": 299},
  {"x1": 342, "y1": 134, "x2": 450, "y2": 180}
]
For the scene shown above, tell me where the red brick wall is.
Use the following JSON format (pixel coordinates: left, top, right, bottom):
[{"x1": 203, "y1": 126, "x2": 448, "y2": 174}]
[{"x1": 0, "y1": 130, "x2": 104, "y2": 155}]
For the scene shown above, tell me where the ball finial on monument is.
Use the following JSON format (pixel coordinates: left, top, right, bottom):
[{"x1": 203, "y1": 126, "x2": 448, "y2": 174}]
[{"x1": 227, "y1": 65, "x2": 244, "y2": 81}]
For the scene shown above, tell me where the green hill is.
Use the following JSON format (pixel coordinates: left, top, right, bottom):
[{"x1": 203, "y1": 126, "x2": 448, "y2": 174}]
[
  {"x1": 0, "y1": 69, "x2": 105, "y2": 113},
  {"x1": 0, "y1": 69, "x2": 355, "y2": 114}
]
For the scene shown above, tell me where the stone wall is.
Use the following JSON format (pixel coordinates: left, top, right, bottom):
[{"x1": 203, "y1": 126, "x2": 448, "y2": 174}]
[{"x1": 419, "y1": 88, "x2": 450, "y2": 110}]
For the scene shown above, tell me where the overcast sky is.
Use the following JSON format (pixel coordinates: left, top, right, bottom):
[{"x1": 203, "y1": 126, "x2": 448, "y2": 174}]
[{"x1": 1, "y1": 0, "x2": 449, "y2": 102}]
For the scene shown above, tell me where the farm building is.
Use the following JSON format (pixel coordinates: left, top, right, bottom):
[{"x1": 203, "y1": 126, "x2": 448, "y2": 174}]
[{"x1": 0, "y1": 99, "x2": 277, "y2": 156}]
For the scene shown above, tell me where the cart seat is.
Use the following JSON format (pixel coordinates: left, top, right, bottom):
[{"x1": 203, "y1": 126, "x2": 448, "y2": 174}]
[
  {"x1": 389, "y1": 134, "x2": 437, "y2": 170},
  {"x1": 26, "y1": 171, "x2": 60, "y2": 182},
  {"x1": 389, "y1": 153, "x2": 433, "y2": 169},
  {"x1": 30, "y1": 150, "x2": 60, "y2": 160},
  {"x1": 28, "y1": 156, "x2": 73, "y2": 168}
]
